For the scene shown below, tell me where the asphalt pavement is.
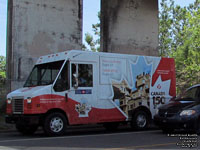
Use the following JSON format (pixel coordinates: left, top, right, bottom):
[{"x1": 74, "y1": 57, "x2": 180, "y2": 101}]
[
  {"x1": 0, "y1": 115, "x2": 14, "y2": 132},
  {"x1": 0, "y1": 125, "x2": 199, "y2": 150}
]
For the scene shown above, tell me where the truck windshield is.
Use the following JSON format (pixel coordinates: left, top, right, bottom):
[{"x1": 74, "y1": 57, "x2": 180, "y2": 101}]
[{"x1": 24, "y1": 60, "x2": 64, "y2": 87}]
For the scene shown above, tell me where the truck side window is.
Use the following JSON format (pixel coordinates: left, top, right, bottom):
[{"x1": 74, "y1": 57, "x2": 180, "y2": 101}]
[
  {"x1": 72, "y1": 64, "x2": 77, "y2": 87},
  {"x1": 78, "y1": 64, "x2": 93, "y2": 87},
  {"x1": 54, "y1": 63, "x2": 68, "y2": 92},
  {"x1": 71, "y1": 64, "x2": 93, "y2": 88}
]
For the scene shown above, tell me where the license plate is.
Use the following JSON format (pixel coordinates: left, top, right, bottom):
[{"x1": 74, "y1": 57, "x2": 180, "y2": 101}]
[{"x1": 162, "y1": 120, "x2": 167, "y2": 123}]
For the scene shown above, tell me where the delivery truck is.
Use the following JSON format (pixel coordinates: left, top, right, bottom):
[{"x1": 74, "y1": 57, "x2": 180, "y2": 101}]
[{"x1": 5, "y1": 50, "x2": 176, "y2": 136}]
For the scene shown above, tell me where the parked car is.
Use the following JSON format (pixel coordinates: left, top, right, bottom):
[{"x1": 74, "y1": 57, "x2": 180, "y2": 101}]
[{"x1": 154, "y1": 84, "x2": 200, "y2": 134}]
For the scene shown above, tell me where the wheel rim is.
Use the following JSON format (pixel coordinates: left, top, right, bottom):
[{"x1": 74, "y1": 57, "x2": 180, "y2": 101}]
[
  {"x1": 50, "y1": 117, "x2": 64, "y2": 133},
  {"x1": 136, "y1": 114, "x2": 146, "y2": 128}
]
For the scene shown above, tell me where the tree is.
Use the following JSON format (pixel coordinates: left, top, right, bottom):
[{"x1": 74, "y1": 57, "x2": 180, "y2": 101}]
[
  {"x1": 159, "y1": 0, "x2": 188, "y2": 56},
  {"x1": 83, "y1": 12, "x2": 100, "y2": 52},
  {"x1": 172, "y1": 6, "x2": 200, "y2": 90},
  {"x1": 0, "y1": 55, "x2": 6, "y2": 114},
  {"x1": 159, "y1": 0, "x2": 200, "y2": 91},
  {"x1": 159, "y1": 0, "x2": 174, "y2": 56},
  {"x1": 0, "y1": 56, "x2": 6, "y2": 85}
]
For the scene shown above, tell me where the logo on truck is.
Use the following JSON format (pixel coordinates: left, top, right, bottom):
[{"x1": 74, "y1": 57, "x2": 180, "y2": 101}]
[{"x1": 75, "y1": 98, "x2": 91, "y2": 117}]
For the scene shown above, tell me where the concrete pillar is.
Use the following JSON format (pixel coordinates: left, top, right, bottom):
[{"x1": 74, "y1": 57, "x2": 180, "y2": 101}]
[
  {"x1": 7, "y1": 0, "x2": 83, "y2": 91},
  {"x1": 100, "y1": 0, "x2": 158, "y2": 56}
]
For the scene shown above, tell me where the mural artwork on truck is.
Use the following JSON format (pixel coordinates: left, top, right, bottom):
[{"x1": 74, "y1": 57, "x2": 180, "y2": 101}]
[
  {"x1": 112, "y1": 56, "x2": 152, "y2": 116},
  {"x1": 100, "y1": 56, "x2": 176, "y2": 118}
]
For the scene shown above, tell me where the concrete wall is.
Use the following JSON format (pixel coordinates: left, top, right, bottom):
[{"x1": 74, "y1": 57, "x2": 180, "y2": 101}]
[
  {"x1": 7, "y1": 0, "x2": 83, "y2": 91},
  {"x1": 100, "y1": 0, "x2": 158, "y2": 56}
]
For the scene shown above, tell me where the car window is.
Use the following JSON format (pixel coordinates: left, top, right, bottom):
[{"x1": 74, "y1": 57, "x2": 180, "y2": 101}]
[
  {"x1": 178, "y1": 86, "x2": 200, "y2": 101},
  {"x1": 195, "y1": 87, "x2": 200, "y2": 99}
]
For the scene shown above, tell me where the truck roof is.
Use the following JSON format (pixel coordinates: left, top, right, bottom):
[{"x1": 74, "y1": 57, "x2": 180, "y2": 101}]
[
  {"x1": 36, "y1": 50, "x2": 167, "y2": 65},
  {"x1": 36, "y1": 51, "x2": 70, "y2": 64}
]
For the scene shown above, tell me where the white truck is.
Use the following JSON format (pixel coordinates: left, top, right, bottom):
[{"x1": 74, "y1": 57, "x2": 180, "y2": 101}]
[{"x1": 6, "y1": 50, "x2": 176, "y2": 136}]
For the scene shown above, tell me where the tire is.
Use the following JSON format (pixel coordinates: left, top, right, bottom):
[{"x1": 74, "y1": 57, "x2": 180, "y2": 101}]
[
  {"x1": 43, "y1": 112, "x2": 67, "y2": 136},
  {"x1": 131, "y1": 111, "x2": 149, "y2": 130},
  {"x1": 194, "y1": 119, "x2": 200, "y2": 135},
  {"x1": 103, "y1": 122, "x2": 119, "y2": 131},
  {"x1": 16, "y1": 124, "x2": 38, "y2": 135}
]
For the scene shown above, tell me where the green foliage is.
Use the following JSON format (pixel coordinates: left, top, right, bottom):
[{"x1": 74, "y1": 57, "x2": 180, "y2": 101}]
[
  {"x1": 0, "y1": 56, "x2": 6, "y2": 84},
  {"x1": 159, "y1": 0, "x2": 200, "y2": 92},
  {"x1": 0, "y1": 55, "x2": 6, "y2": 111},
  {"x1": 83, "y1": 12, "x2": 100, "y2": 52}
]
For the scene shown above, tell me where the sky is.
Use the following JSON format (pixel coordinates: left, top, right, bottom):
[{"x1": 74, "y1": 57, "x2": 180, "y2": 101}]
[{"x1": 0, "y1": 0, "x2": 196, "y2": 57}]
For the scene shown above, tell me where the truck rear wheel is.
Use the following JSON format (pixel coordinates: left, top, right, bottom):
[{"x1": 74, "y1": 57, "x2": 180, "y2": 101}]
[
  {"x1": 43, "y1": 112, "x2": 67, "y2": 136},
  {"x1": 16, "y1": 124, "x2": 38, "y2": 135},
  {"x1": 131, "y1": 111, "x2": 149, "y2": 130}
]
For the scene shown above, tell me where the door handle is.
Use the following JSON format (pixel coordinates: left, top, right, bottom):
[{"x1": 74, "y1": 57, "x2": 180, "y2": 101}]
[{"x1": 65, "y1": 93, "x2": 68, "y2": 102}]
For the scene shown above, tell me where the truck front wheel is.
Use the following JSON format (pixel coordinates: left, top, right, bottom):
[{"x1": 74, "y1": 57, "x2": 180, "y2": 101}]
[
  {"x1": 16, "y1": 124, "x2": 38, "y2": 135},
  {"x1": 43, "y1": 112, "x2": 67, "y2": 136},
  {"x1": 131, "y1": 111, "x2": 149, "y2": 130}
]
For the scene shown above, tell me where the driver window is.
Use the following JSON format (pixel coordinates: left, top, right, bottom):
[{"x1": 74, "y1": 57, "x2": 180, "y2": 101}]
[
  {"x1": 71, "y1": 63, "x2": 93, "y2": 88},
  {"x1": 78, "y1": 64, "x2": 93, "y2": 87}
]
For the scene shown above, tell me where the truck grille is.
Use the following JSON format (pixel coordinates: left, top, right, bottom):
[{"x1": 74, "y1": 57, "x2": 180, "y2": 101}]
[{"x1": 12, "y1": 98, "x2": 24, "y2": 114}]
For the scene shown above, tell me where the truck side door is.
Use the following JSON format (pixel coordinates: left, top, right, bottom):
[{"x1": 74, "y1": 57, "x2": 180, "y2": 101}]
[
  {"x1": 51, "y1": 61, "x2": 69, "y2": 110},
  {"x1": 67, "y1": 62, "x2": 98, "y2": 125}
]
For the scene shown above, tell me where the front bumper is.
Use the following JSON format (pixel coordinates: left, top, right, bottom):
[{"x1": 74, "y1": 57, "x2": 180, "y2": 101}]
[
  {"x1": 5, "y1": 114, "x2": 42, "y2": 125},
  {"x1": 154, "y1": 114, "x2": 198, "y2": 130}
]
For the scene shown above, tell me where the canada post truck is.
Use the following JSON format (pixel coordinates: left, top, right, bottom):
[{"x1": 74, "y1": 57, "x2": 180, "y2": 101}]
[{"x1": 6, "y1": 50, "x2": 176, "y2": 136}]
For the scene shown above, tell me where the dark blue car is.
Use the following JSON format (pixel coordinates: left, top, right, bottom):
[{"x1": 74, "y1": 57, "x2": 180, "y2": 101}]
[{"x1": 154, "y1": 84, "x2": 200, "y2": 134}]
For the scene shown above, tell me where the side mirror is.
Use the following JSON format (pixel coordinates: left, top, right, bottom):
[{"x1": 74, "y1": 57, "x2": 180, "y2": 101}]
[
  {"x1": 73, "y1": 73, "x2": 77, "y2": 78},
  {"x1": 73, "y1": 73, "x2": 78, "y2": 89},
  {"x1": 74, "y1": 83, "x2": 78, "y2": 89}
]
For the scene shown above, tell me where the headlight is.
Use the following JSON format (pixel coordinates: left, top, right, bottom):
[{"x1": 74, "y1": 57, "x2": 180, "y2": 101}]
[
  {"x1": 27, "y1": 97, "x2": 32, "y2": 104},
  {"x1": 180, "y1": 110, "x2": 196, "y2": 116},
  {"x1": 7, "y1": 98, "x2": 12, "y2": 104}
]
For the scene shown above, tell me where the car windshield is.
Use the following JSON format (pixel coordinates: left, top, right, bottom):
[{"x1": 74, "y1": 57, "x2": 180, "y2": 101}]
[
  {"x1": 176, "y1": 86, "x2": 200, "y2": 101},
  {"x1": 24, "y1": 60, "x2": 64, "y2": 87}
]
